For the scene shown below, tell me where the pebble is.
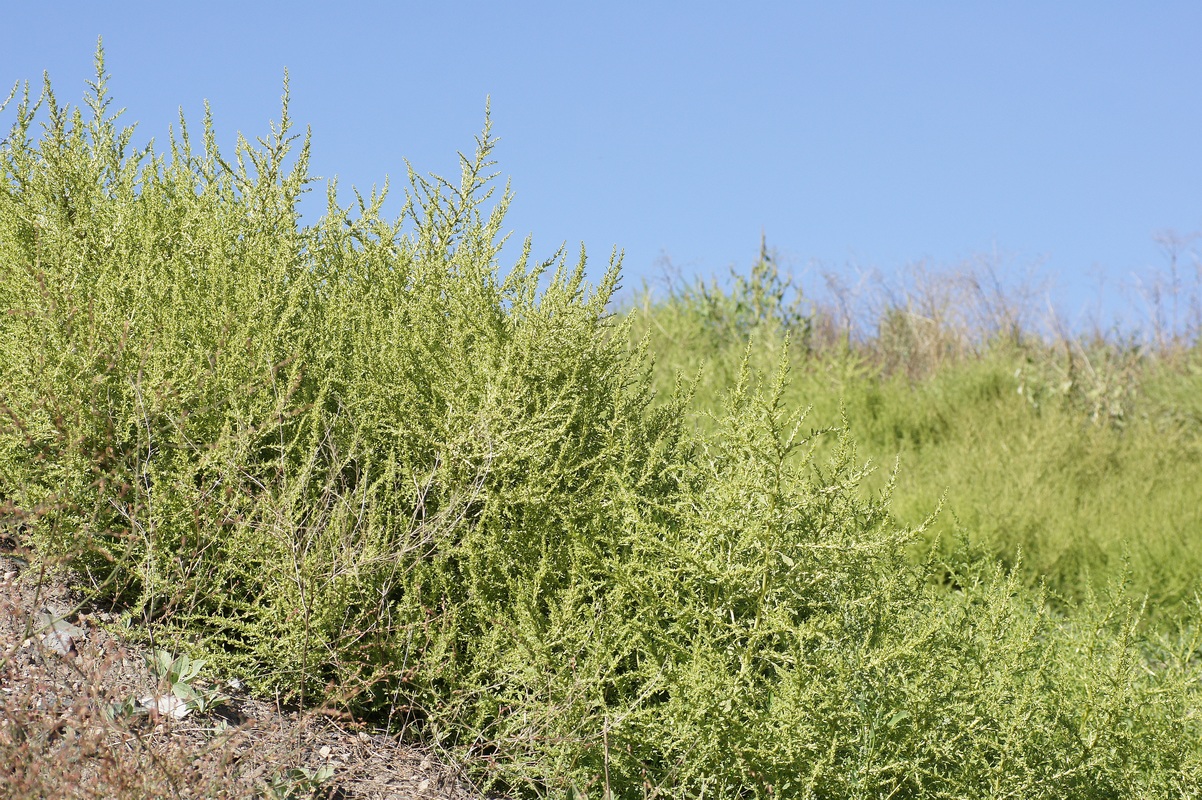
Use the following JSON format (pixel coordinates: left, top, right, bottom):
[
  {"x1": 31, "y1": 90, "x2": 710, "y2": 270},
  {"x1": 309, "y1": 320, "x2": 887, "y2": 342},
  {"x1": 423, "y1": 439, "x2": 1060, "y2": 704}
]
[
  {"x1": 42, "y1": 630, "x2": 77, "y2": 656},
  {"x1": 35, "y1": 608, "x2": 85, "y2": 657}
]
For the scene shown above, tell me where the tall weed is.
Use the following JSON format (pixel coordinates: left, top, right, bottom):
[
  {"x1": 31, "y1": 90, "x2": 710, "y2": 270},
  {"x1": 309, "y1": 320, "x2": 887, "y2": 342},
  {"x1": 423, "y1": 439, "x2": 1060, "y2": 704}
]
[{"x1": 2, "y1": 52, "x2": 1200, "y2": 797}]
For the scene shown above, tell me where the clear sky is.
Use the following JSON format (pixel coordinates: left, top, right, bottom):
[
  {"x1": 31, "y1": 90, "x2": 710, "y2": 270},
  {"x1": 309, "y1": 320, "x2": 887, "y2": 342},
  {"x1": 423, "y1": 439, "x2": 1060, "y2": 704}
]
[{"x1": 4, "y1": 2, "x2": 1200, "y2": 330}]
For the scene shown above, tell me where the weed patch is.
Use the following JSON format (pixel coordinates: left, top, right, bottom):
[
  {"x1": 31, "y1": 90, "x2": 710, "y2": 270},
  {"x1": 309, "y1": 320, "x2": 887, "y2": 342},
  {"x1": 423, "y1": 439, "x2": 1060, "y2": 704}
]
[{"x1": 2, "y1": 49, "x2": 1201, "y2": 797}]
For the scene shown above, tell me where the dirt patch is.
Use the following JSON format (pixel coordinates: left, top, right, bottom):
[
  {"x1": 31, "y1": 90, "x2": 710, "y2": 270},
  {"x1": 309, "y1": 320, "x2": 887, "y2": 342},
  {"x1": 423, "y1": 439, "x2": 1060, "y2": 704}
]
[{"x1": 0, "y1": 553, "x2": 492, "y2": 800}]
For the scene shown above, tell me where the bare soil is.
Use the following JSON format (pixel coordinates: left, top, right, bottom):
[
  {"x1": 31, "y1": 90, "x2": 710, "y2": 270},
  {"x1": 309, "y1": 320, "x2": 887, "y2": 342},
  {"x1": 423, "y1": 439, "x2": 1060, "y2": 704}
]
[{"x1": 0, "y1": 551, "x2": 492, "y2": 800}]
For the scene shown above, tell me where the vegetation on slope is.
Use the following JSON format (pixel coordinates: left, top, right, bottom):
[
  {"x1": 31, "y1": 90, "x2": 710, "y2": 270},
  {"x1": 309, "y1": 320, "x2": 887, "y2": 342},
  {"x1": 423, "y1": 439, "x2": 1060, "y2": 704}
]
[
  {"x1": 631, "y1": 244, "x2": 1202, "y2": 624},
  {"x1": 2, "y1": 52, "x2": 1201, "y2": 797}
]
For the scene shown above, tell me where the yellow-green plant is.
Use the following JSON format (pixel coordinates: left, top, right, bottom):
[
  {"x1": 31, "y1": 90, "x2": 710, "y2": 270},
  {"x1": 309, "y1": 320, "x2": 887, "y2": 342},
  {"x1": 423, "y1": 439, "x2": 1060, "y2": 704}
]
[{"x1": 2, "y1": 48, "x2": 1201, "y2": 798}]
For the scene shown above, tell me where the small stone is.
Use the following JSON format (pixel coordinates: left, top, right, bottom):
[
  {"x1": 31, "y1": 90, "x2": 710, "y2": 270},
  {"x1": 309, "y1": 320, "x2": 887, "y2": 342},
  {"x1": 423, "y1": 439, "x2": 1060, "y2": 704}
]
[
  {"x1": 35, "y1": 609, "x2": 85, "y2": 657},
  {"x1": 36, "y1": 609, "x2": 85, "y2": 639},
  {"x1": 42, "y1": 630, "x2": 77, "y2": 656},
  {"x1": 319, "y1": 745, "x2": 332, "y2": 758},
  {"x1": 417, "y1": 779, "x2": 430, "y2": 792}
]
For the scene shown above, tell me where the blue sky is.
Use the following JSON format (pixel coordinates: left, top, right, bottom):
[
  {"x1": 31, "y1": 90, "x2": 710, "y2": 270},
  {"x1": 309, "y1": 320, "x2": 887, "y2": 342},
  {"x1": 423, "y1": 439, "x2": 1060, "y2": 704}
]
[{"x1": 5, "y1": 3, "x2": 1201, "y2": 330}]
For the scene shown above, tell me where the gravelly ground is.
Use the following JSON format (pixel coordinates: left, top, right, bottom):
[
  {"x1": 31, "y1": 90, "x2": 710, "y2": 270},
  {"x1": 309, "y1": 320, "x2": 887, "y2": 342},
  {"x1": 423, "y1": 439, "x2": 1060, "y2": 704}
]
[{"x1": 0, "y1": 552, "x2": 493, "y2": 800}]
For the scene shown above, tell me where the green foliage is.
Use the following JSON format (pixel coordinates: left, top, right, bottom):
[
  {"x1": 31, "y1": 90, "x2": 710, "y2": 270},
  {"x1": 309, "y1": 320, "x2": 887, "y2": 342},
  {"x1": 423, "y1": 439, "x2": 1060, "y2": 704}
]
[
  {"x1": 634, "y1": 267, "x2": 1202, "y2": 625},
  {"x1": 2, "y1": 49, "x2": 1201, "y2": 797},
  {"x1": 145, "y1": 648, "x2": 228, "y2": 714},
  {"x1": 641, "y1": 235, "x2": 811, "y2": 364},
  {"x1": 264, "y1": 765, "x2": 336, "y2": 800}
]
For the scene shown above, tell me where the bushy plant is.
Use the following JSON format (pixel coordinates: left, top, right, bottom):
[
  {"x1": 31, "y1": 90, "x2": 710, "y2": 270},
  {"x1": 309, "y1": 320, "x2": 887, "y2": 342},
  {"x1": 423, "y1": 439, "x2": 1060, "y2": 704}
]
[
  {"x1": 2, "y1": 50, "x2": 1201, "y2": 797},
  {"x1": 632, "y1": 250, "x2": 1202, "y2": 626}
]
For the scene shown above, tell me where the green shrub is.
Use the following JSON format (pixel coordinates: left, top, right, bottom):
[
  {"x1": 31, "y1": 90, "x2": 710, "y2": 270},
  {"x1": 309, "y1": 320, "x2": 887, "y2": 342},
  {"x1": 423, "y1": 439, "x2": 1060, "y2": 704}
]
[
  {"x1": 2, "y1": 51, "x2": 1200, "y2": 797},
  {"x1": 633, "y1": 265, "x2": 1202, "y2": 625}
]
